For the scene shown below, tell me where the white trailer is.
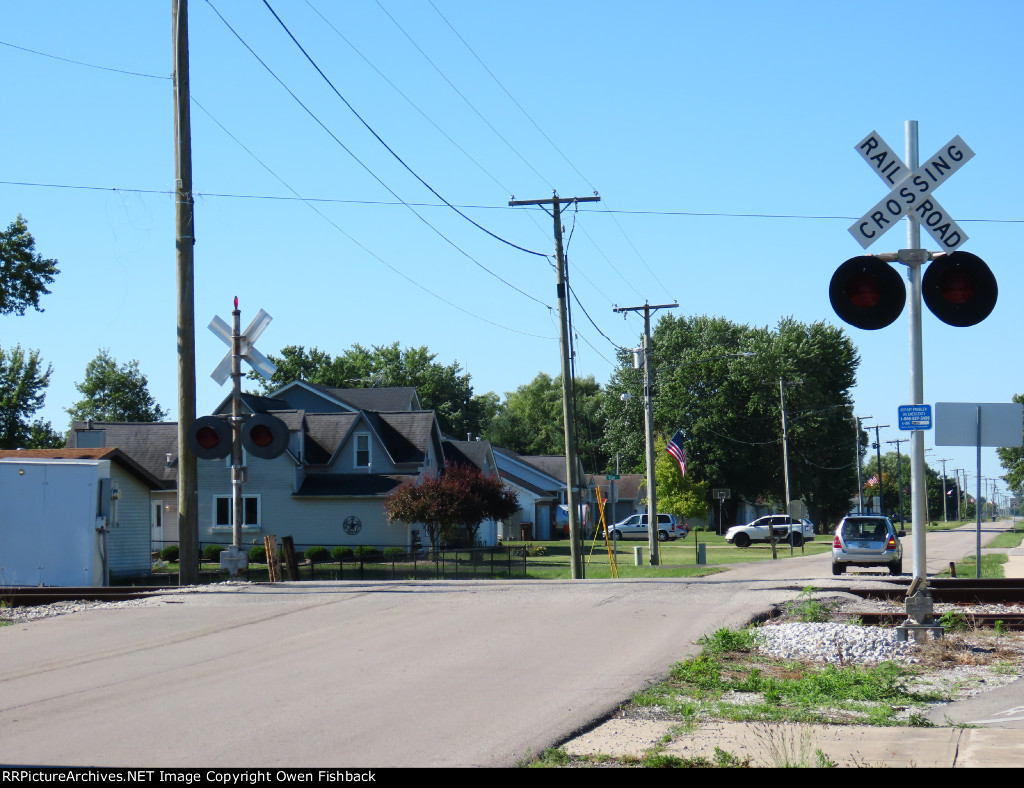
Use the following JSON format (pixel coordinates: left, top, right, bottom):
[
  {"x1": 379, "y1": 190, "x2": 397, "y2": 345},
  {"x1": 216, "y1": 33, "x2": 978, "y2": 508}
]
[{"x1": 0, "y1": 458, "x2": 120, "y2": 587}]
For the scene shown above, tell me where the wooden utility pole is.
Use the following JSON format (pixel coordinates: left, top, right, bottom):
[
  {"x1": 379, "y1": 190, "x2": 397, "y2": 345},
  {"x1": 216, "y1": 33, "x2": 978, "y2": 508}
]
[
  {"x1": 173, "y1": 0, "x2": 198, "y2": 584},
  {"x1": 509, "y1": 193, "x2": 600, "y2": 579},
  {"x1": 612, "y1": 301, "x2": 677, "y2": 565}
]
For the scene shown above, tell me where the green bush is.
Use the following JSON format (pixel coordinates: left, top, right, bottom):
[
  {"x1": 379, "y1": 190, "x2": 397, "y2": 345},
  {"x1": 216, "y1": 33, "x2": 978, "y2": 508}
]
[
  {"x1": 354, "y1": 545, "x2": 379, "y2": 558},
  {"x1": 159, "y1": 545, "x2": 180, "y2": 562},
  {"x1": 305, "y1": 546, "x2": 330, "y2": 563},
  {"x1": 202, "y1": 544, "x2": 226, "y2": 561},
  {"x1": 331, "y1": 546, "x2": 354, "y2": 561},
  {"x1": 248, "y1": 545, "x2": 267, "y2": 563},
  {"x1": 383, "y1": 547, "x2": 405, "y2": 558}
]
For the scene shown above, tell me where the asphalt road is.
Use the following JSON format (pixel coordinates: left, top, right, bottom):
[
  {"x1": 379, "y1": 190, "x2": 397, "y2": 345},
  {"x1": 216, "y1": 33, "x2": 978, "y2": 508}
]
[{"x1": 0, "y1": 521, "x2": 1014, "y2": 768}]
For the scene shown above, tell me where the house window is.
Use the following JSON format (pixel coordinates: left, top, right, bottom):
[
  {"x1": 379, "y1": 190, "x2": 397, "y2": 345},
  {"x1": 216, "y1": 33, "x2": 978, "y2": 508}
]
[
  {"x1": 355, "y1": 433, "x2": 371, "y2": 468},
  {"x1": 213, "y1": 495, "x2": 260, "y2": 531}
]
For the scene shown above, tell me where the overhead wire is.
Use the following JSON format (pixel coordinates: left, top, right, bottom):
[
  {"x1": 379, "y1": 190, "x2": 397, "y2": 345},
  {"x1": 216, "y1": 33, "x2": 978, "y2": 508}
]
[
  {"x1": 189, "y1": 96, "x2": 555, "y2": 340},
  {"x1": 204, "y1": 0, "x2": 550, "y2": 311},
  {"x1": 258, "y1": 0, "x2": 547, "y2": 259},
  {"x1": 0, "y1": 35, "x2": 555, "y2": 338}
]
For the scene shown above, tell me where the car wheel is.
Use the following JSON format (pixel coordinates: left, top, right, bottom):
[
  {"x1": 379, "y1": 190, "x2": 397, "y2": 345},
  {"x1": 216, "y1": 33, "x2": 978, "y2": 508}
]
[
  {"x1": 658, "y1": 530, "x2": 669, "y2": 542},
  {"x1": 832, "y1": 562, "x2": 845, "y2": 576},
  {"x1": 733, "y1": 532, "x2": 751, "y2": 548},
  {"x1": 791, "y1": 533, "x2": 803, "y2": 547},
  {"x1": 890, "y1": 560, "x2": 903, "y2": 576},
  {"x1": 610, "y1": 530, "x2": 621, "y2": 541}
]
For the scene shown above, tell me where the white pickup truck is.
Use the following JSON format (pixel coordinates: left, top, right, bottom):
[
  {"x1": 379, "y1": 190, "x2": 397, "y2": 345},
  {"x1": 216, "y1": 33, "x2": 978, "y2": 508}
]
[{"x1": 725, "y1": 515, "x2": 815, "y2": 548}]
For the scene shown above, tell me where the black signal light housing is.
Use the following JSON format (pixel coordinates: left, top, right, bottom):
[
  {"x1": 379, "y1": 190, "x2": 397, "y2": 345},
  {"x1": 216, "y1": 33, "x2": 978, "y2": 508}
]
[
  {"x1": 829, "y1": 255, "x2": 906, "y2": 330},
  {"x1": 922, "y1": 251, "x2": 997, "y2": 327},
  {"x1": 187, "y1": 415, "x2": 232, "y2": 460},
  {"x1": 241, "y1": 413, "x2": 290, "y2": 460}
]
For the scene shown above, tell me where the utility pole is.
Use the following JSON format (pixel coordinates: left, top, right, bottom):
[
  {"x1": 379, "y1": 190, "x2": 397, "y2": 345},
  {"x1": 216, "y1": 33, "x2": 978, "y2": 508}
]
[
  {"x1": 867, "y1": 424, "x2": 889, "y2": 514},
  {"x1": 886, "y1": 438, "x2": 908, "y2": 526},
  {"x1": 509, "y1": 192, "x2": 600, "y2": 579},
  {"x1": 855, "y1": 414, "x2": 872, "y2": 513},
  {"x1": 173, "y1": 0, "x2": 198, "y2": 585},
  {"x1": 612, "y1": 301, "x2": 678, "y2": 565}
]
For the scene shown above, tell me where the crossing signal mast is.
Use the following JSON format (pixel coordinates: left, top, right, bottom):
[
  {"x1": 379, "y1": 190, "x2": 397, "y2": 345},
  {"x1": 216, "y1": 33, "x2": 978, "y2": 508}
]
[
  {"x1": 185, "y1": 298, "x2": 289, "y2": 576},
  {"x1": 829, "y1": 123, "x2": 998, "y2": 586}
]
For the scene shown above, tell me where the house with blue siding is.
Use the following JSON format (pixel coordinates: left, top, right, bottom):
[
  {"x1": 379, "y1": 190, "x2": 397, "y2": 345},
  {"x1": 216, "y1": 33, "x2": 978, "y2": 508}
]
[
  {"x1": 65, "y1": 382, "x2": 576, "y2": 554},
  {"x1": 199, "y1": 384, "x2": 446, "y2": 552}
]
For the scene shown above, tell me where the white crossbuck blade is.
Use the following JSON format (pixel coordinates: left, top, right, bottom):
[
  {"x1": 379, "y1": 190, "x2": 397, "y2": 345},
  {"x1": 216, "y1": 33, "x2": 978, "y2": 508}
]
[
  {"x1": 209, "y1": 308, "x2": 277, "y2": 385},
  {"x1": 849, "y1": 131, "x2": 972, "y2": 252}
]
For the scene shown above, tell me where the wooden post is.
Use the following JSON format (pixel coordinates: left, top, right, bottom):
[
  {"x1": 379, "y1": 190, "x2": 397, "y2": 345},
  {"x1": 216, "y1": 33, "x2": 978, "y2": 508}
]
[
  {"x1": 263, "y1": 535, "x2": 280, "y2": 582},
  {"x1": 281, "y1": 536, "x2": 300, "y2": 581}
]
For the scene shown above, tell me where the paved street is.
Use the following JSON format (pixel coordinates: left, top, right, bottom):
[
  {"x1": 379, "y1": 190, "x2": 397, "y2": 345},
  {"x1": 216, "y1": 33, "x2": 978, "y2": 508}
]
[{"x1": 0, "y1": 520, "x2": 1018, "y2": 768}]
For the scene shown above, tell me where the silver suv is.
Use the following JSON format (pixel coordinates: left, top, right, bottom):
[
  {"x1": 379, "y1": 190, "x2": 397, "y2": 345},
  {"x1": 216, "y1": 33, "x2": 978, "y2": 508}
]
[
  {"x1": 832, "y1": 515, "x2": 904, "y2": 575},
  {"x1": 606, "y1": 513, "x2": 685, "y2": 542}
]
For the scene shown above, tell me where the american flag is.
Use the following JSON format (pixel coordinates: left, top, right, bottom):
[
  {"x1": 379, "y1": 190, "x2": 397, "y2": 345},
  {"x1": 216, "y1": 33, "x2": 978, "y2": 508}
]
[{"x1": 666, "y1": 430, "x2": 687, "y2": 478}]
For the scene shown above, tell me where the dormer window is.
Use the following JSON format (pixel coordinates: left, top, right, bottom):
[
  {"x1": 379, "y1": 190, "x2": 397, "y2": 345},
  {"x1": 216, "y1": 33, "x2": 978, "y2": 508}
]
[{"x1": 355, "y1": 433, "x2": 371, "y2": 468}]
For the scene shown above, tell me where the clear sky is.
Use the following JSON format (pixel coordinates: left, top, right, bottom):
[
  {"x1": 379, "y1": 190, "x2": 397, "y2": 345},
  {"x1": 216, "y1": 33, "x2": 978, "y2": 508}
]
[{"x1": 2, "y1": 0, "x2": 1021, "y2": 506}]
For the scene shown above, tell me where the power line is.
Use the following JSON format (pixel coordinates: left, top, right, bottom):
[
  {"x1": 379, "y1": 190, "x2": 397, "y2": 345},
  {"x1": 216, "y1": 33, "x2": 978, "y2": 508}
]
[{"x1": 257, "y1": 0, "x2": 547, "y2": 259}]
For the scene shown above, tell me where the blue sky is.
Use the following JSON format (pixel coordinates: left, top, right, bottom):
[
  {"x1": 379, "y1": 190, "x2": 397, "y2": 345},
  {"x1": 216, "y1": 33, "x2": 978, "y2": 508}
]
[{"x1": 2, "y1": 1, "x2": 1021, "y2": 504}]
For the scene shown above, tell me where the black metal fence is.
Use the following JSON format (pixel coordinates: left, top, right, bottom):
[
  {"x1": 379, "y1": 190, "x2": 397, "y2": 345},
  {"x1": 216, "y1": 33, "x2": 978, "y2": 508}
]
[{"x1": 144, "y1": 542, "x2": 528, "y2": 584}]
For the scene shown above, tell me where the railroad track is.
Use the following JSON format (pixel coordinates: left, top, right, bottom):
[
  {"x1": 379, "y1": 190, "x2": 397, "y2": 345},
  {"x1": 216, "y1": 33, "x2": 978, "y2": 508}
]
[
  {"x1": 0, "y1": 586, "x2": 170, "y2": 607},
  {"x1": 841, "y1": 577, "x2": 1024, "y2": 604},
  {"x1": 830, "y1": 578, "x2": 1024, "y2": 630}
]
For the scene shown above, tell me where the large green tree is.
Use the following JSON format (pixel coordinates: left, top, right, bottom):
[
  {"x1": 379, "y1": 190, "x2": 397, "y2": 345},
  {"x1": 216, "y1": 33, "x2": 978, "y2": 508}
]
[
  {"x1": 67, "y1": 349, "x2": 168, "y2": 423},
  {"x1": 0, "y1": 346, "x2": 61, "y2": 448},
  {"x1": 0, "y1": 215, "x2": 59, "y2": 316},
  {"x1": 252, "y1": 343, "x2": 496, "y2": 438},
  {"x1": 483, "y1": 372, "x2": 608, "y2": 471},
  {"x1": 602, "y1": 315, "x2": 861, "y2": 529}
]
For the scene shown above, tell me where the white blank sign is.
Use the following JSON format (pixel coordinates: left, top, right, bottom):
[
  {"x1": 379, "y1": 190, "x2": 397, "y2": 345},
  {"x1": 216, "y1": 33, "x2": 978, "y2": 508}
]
[{"x1": 934, "y1": 402, "x2": 1024, "y2": 447}]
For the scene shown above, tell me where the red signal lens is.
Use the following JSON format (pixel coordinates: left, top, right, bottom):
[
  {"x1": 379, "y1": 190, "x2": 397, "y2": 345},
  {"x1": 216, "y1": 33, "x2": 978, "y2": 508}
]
[
  {"x1": 249, "y1": 424, "x2": 273, "y2": 448},
  {"x1": 846, "y1": 272, "x2": 882, "y2": 308},
  {"x1": 939, "y1": 269, "x2": 975, "y2": 304},
  {"x1": 196, "y1": 426, "x2": 220, "y2": 450}
]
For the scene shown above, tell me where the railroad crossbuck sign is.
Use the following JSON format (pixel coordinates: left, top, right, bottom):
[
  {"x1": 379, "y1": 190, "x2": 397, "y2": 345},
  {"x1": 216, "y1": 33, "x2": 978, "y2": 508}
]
[
  {"x1": 209, "y1": 308, "x2": 277, "y2": 384},
  {"x1": 850, "y1": 131, "x2": 973, "y2": 251}
]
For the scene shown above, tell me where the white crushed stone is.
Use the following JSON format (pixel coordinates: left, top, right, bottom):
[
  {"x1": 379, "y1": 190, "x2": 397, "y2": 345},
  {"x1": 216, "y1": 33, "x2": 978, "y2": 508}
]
[{"x1": 754, "y1": 622, "x2": 921, "y2": 664}]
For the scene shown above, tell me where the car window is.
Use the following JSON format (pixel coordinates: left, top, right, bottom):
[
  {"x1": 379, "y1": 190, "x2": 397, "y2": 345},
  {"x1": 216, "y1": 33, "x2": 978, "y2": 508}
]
[{"x1": 843, "y1": 519, "x2": 890, "y2": 540}]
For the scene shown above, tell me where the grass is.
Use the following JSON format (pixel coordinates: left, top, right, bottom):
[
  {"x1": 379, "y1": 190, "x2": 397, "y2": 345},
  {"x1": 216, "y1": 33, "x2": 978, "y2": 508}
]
[
  {"x1": 937, "y1": 553, "x2": 1008, "y2": 579},
  {"x1": 512, "y1": 533, "x2": 832, "y2": 580}
]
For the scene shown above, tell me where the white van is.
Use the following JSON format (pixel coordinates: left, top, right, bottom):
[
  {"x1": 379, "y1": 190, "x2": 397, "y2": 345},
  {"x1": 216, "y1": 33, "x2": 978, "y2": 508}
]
[{"x1": 605, "y1": 513, "x2": 685, "y2": 542}]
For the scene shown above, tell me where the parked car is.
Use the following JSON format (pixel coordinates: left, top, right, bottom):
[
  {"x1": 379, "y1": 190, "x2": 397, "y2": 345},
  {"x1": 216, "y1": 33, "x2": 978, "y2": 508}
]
[
  {"x1": 605, "y1": 513, "x2": 685, "y2": 542},
  {"x1": 831, "y1": 514, "x2": 904, "y2": 576},
  {"x1": 724, "y1": 515, "x2": 815, "y2": 548}
]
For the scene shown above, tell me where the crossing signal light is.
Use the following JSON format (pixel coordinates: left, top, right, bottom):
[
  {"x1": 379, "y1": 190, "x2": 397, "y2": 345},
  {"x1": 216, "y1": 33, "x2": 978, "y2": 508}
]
[
  {"x1": 241, "y1": 413, "x2": 290, "y2": 460},
  {"x1": 922, "y1": 251, "x2": 997, "y2": 327},
  {"x1": 829, "y1": 255, "x2": 906, "y2": 330},
  {"x1": 187, "y1": 415, "x2": 232, "y2": 460}
]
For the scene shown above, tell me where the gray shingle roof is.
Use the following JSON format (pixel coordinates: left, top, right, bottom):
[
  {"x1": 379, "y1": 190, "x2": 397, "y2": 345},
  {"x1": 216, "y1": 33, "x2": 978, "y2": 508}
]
[
  {"x1": 298, "y1": 383, "x2": 421, "y2": 413},
  {"x1": 67, "y1": 422, "x2": 179, "y2": 487},
  {"x1": 0, "y1": 447, "x2": 165, "y2": 489}
]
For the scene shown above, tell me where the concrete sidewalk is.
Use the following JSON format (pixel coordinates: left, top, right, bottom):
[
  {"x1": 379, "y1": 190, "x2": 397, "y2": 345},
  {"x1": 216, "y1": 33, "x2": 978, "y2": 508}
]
[{"x1": 563, "y1": 719, "x2": 1024, "y2": 768}]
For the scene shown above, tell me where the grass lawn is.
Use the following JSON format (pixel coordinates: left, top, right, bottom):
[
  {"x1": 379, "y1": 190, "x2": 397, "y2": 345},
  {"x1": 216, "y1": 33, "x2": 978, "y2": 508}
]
[{"x1": 504, "y1": 534, "x2": 832, "y2": 580}]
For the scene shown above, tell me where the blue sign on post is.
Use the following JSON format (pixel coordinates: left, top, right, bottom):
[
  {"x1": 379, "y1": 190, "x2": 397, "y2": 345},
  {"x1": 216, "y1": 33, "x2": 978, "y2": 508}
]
[{"x1": 898, "y1": 404, "x2": 932, "y2": 430}]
